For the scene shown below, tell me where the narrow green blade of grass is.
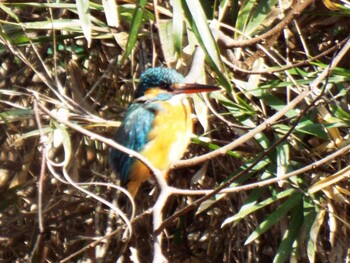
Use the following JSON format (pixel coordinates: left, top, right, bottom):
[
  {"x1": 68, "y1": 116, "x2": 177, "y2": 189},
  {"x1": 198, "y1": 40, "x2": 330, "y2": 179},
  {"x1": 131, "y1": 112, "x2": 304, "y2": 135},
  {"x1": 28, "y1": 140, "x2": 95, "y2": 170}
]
[
  {"x1": 235, "y1": 0, "x2": 256, "y2": 37},
  {"x1": 322, "y1": 0, "x2": 350, "y2": 15},
  {"x1": 258, "y1": 92, "x2": 299, "y2": 119},
  {"x1": 218, "y1": 0, "x2": 231, "y2": 21},
  {"x1": 118, "y1": 4, "x2": 154, "y2": 23},
  {"x1": 222, "y1": 188, "x2": 296, "y2": 227},
  {"x1": 183, "y1": 0, "x2": 231, "y2": 91},
  {"x1": 21, "y1": 19, "x2": 82, "y2": 30},
  {"x1": 16, "y1": 127, "x2": 53, "y2": 142},
  {"x1": 313, "y1": 62, "x2": 350, "y2": 77},
  {"x1": 330, "y1": 104, "x2": 350, "y2": 120},
  {"x1": 120, "y1": 0, "x2": 147, "y2": 64},
  {"x1": 172, "y1": 0, "x2": 183, "y2": 54},
  {"x1": 295, "y1": 122, "x2": 329, "y2": 139},
  {"x1": 197, "y1": 157, "x2": 271, "y2": 215},
  {"x1": 4, "y1": 2, "x2": 94, "y2": 10},
  {"x1": 221, "y1": 188, "x2": 263, "y2": 227},
  {"x1": 274, "y1": 123, "x2": 329, "y2": 140},
  {"x1": 301, "y1": 197, "x2": 319, "y2": 263},
  {"x1": 260, "y1": 74, "x2": 350, "y2": 89},
  {"x1": 0, "y1": 109, "x2": 34, "y2": 122},
  {"x1": 245, "y1": 0, "x2": 278, "y2": 35},
  {"x1": 210, "y1": 92, "x2": 255, "y2": 119},
  {"x1": 192, "y1": 137, "x2": 241, "y2": 158},
  {"x1": 76, "y1": 0, "x2": 92, "y2": 46},
  {"x1": 276, "y1": 138, "x2": 290, "y2": 181},
  {"x1": 0, "y1": 3, "x2": 20, "y2": 22},
  {"x1": 273, "y1": 200, "x2": 303, "y2": 263},
  {"x1": 245, "y1": 191, "x2": 303, "y2": 245},
  {"x1": 241, "y1": 118, "x2": 272, "y2": 150}
]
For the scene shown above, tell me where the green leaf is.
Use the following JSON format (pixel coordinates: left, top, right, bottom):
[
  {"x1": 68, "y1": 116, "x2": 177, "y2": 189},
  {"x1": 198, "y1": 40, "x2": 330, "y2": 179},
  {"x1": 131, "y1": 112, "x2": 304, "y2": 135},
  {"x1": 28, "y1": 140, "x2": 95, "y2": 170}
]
[
  {"x1": 241, "y1": 118, "x2": 272, "y2": 150},
  {"x1": 259, "y1": 92, "x2": 299, "y2": 119},
  {"x1": 274, "y1": 122, "x2": 329, "y2": 140},
  {"x1": 16, "y1": 127, "x2": 53, "y2": 141},
  {"x1": 245, "y1": 191, "x2": 303, "y2": 245},
  {"x1": 0, "y1": 3, "x2": 20, "y2": 22},
  {"x1": 182, "y1": 0, "x2": 232, "y2": 91},
  {"x1": 192, "y1": 137, "x2": 241, "y2": 158},
  {"x1": 260, "y1": 74, "x2": 350, "y2": 89},
  {"x1": 0, "y1": 108, "x2": 34, "y2": 122},
  {"x1": 276, "y1": 138, "x2": 290, "y2": 182},
  {"x1": 222, "y1": 189, "x2": 296, "y2": 227},
  {"x1": 196, "y1": 158, "x2": 270, "y2": 215},
  {"x1": 221, "y1": 188, "x2": 263, "y2": 227},
  {"x1": 172, "y1": 0, "x2": 183, "y2": 54},
  {"x1": 210, "y1": 92, "x2": 255, "y2": 119},
  {"x1": 76, "y1": 0, "x2": 92, "y2": 46},
  {"x1": 273, "y1": 200, "x2": 303, "y2": 263},
  {"x1": 295, "y1": 123, "x2": 328, "y2": 139},
  {"x1": 218, "y1": 0, "x2": 231, "y2": 21},
  {"x1": 120, "y1": 0, "x2": 147, "y2": 64},
  {"x1": 244, "y1": 0, "x2": 279, "y2": 35},
  {"x1": 330, "y1": 104, "x2": 350, "y2": 120},
  {"x1": 235, "y1": 0, "x2": 255, "y2": 36},
  {"x1": 300, "y1": 198, "x2": 318, "y2": 263}
]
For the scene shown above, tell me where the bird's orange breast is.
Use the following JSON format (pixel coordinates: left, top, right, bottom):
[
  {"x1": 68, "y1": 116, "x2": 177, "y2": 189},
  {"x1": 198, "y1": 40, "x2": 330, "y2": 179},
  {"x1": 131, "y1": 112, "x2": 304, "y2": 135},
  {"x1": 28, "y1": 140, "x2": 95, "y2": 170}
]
[{"x1": 127, "y1": 96, "x2": 192, "y2": 196}]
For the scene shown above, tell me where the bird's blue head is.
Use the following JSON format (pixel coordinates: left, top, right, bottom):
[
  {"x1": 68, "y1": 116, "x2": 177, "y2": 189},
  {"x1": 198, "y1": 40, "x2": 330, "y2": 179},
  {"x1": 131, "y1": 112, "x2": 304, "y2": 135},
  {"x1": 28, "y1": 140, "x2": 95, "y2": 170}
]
[{"x1": 135, "y1": 67, "x2": 185, "y2": 99}]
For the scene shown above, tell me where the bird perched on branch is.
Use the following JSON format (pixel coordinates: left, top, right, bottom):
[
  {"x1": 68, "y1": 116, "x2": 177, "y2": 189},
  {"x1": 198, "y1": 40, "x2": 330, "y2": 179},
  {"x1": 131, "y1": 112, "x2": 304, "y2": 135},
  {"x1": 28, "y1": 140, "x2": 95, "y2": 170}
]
[{"x1": 109, "y1": 67, "x2": 220, "y2": 197}]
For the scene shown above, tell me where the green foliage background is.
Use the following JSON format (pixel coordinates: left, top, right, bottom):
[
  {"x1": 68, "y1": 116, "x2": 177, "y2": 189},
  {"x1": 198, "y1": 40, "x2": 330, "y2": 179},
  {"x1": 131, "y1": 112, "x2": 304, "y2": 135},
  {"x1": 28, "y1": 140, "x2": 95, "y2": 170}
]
[{"x1": 1, "y1": 0, "x2": 350, "y2": 262}]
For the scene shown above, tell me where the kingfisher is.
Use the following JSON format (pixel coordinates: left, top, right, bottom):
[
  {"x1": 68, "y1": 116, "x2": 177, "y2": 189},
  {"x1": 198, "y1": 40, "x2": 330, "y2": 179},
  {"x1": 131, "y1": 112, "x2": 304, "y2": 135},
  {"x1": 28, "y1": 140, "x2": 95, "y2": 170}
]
[{"x1": 109, "y1": 67, "x2": 220, "y2": 197}]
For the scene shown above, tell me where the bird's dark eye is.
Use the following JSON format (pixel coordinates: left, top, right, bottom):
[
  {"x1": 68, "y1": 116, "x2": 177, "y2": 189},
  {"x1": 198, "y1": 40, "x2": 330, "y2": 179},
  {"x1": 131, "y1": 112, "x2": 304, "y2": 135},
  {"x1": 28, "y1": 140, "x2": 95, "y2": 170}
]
[{"x1": 158, "y1": 81, "x2": 171, "y2": 90}]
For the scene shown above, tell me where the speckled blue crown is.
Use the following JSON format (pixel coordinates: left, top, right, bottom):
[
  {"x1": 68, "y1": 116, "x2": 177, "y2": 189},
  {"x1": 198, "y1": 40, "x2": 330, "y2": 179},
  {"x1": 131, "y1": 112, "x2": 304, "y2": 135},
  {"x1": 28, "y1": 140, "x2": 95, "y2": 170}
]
[{"x1": 135, "y1": 67, "x2": 185, "y2": 98}]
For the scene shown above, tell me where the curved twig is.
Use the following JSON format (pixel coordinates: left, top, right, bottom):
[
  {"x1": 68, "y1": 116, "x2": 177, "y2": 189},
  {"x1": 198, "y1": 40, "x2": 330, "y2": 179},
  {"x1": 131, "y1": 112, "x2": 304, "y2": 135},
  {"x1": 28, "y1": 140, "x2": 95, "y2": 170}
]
[{"x1": 216, "y1": 0, "x2": 314, "y2": 48}]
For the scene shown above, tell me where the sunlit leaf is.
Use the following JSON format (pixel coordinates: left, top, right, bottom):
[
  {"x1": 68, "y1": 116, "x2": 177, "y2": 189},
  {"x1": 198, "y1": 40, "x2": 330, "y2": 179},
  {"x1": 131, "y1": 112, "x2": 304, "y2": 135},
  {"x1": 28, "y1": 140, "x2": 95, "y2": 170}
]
[
  {"x1": 245, "y1": 0, "x2": 279, "y2": 35},
  {"x1": 309, "y1": 165, "x2": 350, "y2": 194},
  {"x1": 273, "y1": 200, "x2": 303, "y2": 263},
  {"x1": 102, "y1": 0, "x2": 119, "y2": 28},
  {"x1": 172, "y1": 0, "x2": 183, "y2": 54},
  {"x1": 245, "y1": 192, "x2": 303, "y2": 245},
  {"x1": 222, "y1": 189, "x2": 296, "y2": 227},
  {"x1": 75, "y1": 0, "x2": 92, "y2": 46},
  {"x1": 182, "y1": 0, "x2": 232, "y2": 91},
  {"x1": 120, "y1": 0, "x2": 147, "y2": 64}
]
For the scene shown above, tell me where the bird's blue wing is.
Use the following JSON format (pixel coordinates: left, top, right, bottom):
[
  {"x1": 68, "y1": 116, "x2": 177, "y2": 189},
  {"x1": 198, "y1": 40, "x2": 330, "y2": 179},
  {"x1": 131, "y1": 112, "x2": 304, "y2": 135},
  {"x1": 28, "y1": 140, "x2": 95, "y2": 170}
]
[{"x1": 109, "y1": 102, "x2": 155, "y2": 184}]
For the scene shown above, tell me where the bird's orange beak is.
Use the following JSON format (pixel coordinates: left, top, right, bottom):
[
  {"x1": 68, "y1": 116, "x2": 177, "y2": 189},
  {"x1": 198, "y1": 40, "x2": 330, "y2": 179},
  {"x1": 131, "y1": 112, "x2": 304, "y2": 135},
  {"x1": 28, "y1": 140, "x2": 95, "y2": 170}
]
[{"x1": 171, "y1": 83, "x2": 221, "y2": 94}]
